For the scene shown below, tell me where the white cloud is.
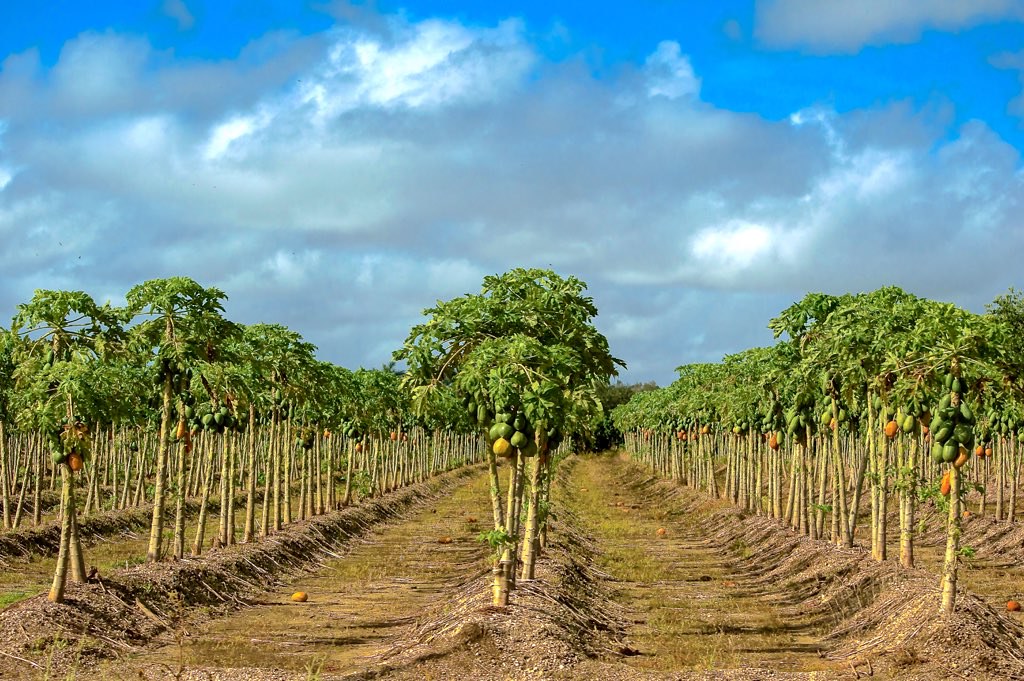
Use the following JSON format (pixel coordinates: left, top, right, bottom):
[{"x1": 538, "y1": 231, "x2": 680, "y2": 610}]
[
  {"x1": 756, "y1": 0, "x2": 1024, "y2": 52},
  {"x1": 692, "y1": 221, "x2": 775, "y2": 268},
  {"x1": 645, "y1": 41, "x2": 700, "y2": 99},
  {"x1": 299, "y1": 17, "x2": 535, "y2": 121},
  {"x1": 203, "y1": 114, "x2": 267, "y2": 160},
  {"x1": 1, "y1": 13, "x2": 1023, "y2": 383},
  {"x1": 51, "y1": 32, "x2": 150, "y2": 113}
]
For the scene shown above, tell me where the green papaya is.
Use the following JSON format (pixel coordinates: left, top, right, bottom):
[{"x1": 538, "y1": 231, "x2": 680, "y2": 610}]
[
  {"x1": 942, "y1": 442, "x2": 958, "y2": 463},
  {"x1": 931, "y1": 442, "x2": 944, "y2": 464},
  {"x1": 953, "y1": 423, "x2": 973, "y2": 445},
  {"x1": 960, "y1": 403, "x2": 974, "y2": 424},
  {"x1": 901, "y1": 414, "x2": 916, "y2": 434}
]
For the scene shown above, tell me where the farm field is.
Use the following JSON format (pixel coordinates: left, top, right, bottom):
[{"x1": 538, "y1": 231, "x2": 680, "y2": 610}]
[
  {"x1": 6, "y1": 1, "x2": 1024, "y2": 678},
  {"x1": 4, "y1": 451, "x2": 1024, "y2": 680},
  {"x1": 3, "y1": 276, "x2": 1024, "y2": 681}
]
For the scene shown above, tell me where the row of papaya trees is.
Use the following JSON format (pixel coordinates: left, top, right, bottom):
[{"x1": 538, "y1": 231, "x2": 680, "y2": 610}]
[
  {"x1": 611, "y1": 286, "x2": 1024, "y2": 614},
  {"x1": 0, "y1": 278, "x2": 493, "y2": 604}
]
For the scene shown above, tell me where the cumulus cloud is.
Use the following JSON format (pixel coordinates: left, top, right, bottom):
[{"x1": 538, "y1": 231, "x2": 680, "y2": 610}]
[
  {"x1": 755, "y1": 0, "x2": 1024, "y2": 52},
  {"x1": 0, "y1": 12, "x2": 1022, "y2": 383},
  {"x1": 644, "y1": 41, "x2": 700, "y2": 99}
]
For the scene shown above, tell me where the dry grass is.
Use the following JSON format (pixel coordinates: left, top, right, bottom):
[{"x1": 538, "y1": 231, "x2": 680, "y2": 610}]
[{"x1": 556, "y1": 454, "x2": 839, "y2": 675}]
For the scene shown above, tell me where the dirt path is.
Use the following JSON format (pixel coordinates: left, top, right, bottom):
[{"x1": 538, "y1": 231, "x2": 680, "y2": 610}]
[
  {"x1": 559, "y1": 455, "x2": 845, "y2": 676},
  {"x1": 85, "y1": 472, "x2": 493, "y2": 680}
]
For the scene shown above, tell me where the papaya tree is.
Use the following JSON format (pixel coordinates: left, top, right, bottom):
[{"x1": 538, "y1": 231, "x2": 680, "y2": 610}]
[
  {"x1": 10, "y1": 289, "x2": 125, "y2": 602},
  {"x1": 910, "y1": 303, "x2": 992, "y2": 613},
  {"x1": 396, "y1": 268, "x2": 623, "y2": 606},
  {"x1": 125, "y1": 277, "x2": 237, "y2": 562}
]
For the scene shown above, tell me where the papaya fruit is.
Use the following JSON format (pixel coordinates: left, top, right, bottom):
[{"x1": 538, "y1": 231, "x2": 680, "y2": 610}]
[
  {"x1": 492, "y1": 437, "x2": 511, "y2": 457},
  {"x1": 942, "y1": 442, "x2": 958, "y2": 463},
  {"x1": 954, "y1": 447, "x2": 970, "y2": 469},
  {"x1": 510, "y1": 431, "x2": 529, "y2": 448},
  {"x1": 953, "y1": 424, "x2": 973, "y2": 445},
  {"x1": 940, "y1": 471, "x2": 951, "y2": 496},
  {"x1": 884, "y1": 420, "x2": 899, "y2": 439}
]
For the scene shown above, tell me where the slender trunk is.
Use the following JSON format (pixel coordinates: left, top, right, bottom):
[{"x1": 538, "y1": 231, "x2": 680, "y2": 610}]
[
  {"x1": 192, "y1": 435, "x2": 218, "y2": 555},
  {"x1": 900, "y1": 435, "x2": 918, "y2": 568},
  {"x1": 521, "y1": 451, "x2": 544, "y2": 580},
  {"x1": 342, "y1": 440, "x2": 355, "y2": 506},
  {"x1": 940, "y1": 464, "x2": 962, "y2": 613},
  {"x1": 488, "y1": 448, "x2": 504, "y2": 531},
  {"x1": 172, "y1": 421, "x2": 187, "y2": 560},
  {"x1": 48, "y1": 465, "x2": 73, "y2": 603},
  {"x1": 146, "y1": 372, "x2": 174, "y2": 562},
  {"x1": 0, "y1": 420, "x2": 9, "y2": 529},
  {"x1": 272, "y1": 413, "x2": 282, "y2": 531},
  {"x1": 244, "y1": 406, "x2": 257, "y2": 543}
]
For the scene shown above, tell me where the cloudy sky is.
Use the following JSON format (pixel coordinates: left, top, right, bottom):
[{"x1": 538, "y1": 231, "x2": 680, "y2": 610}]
[{"x1": 1, "y1": 1, "x2": 1023, "y2": 384}]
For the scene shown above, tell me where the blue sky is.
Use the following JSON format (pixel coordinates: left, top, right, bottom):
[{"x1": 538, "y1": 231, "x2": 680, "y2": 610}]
[{"x1": 1, "y1": 1, "x2": 1023, "y2": 383}]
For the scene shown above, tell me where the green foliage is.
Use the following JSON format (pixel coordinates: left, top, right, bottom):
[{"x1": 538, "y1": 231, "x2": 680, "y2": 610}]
[
  {"x1": 477, "y1": 527, "x2": 513, "y2": 556},
  {"x1": 395, "y1": 268, "x2": 624, "y2": 440}
]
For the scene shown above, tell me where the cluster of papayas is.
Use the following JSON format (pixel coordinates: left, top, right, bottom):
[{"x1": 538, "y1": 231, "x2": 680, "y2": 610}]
[
  {"x1": 488, "y1": 411, "x2": 540, "y2": 457},
  {"x1": 983, "y1": 407, "x2": 1024, "y2": 438},
  {"x1": 929, "y1": 373, "x2": 975, "y2": 467},
  {"x1": 47, "y1": 420, "x2": 90, "y2": 471},
  {"x1": 187, "y1": 398, "x2": 239, "y2": 435},
  {"x1": 469, "y1": 393, "x2": 561, "y2": 459},
  {"x1": 876, "y1": 395, "x2": 928, "y2": 439},
  {"x1": 784, "y1": 399, "x2": 815, "y2": 446},
  {"x1": 818, "y1": 398, "x2": 848, "y2": 431}
]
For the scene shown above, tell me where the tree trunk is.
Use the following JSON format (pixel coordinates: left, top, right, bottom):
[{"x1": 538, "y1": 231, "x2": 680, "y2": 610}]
[
  {"x1": 940, "y1": 464, "x2": 962, "y2": 613},
  {"x1": 146, "y1": 372, "x2": 174, "y2": 562},
  {"x1": 520, "y1": 451, "x2": 544, "y2": 580},
  {"x1": 244, "y1": 406, "x2": 257, "y2": 543},
  {"x1": 48, "y1": 465, "x2": 74, "y2": 603}
]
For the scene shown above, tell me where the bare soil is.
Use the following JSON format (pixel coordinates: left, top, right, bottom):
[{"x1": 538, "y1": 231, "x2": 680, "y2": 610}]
[{"x1": 4, "y1": 453, "x2": 1024, "y2": 681}]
